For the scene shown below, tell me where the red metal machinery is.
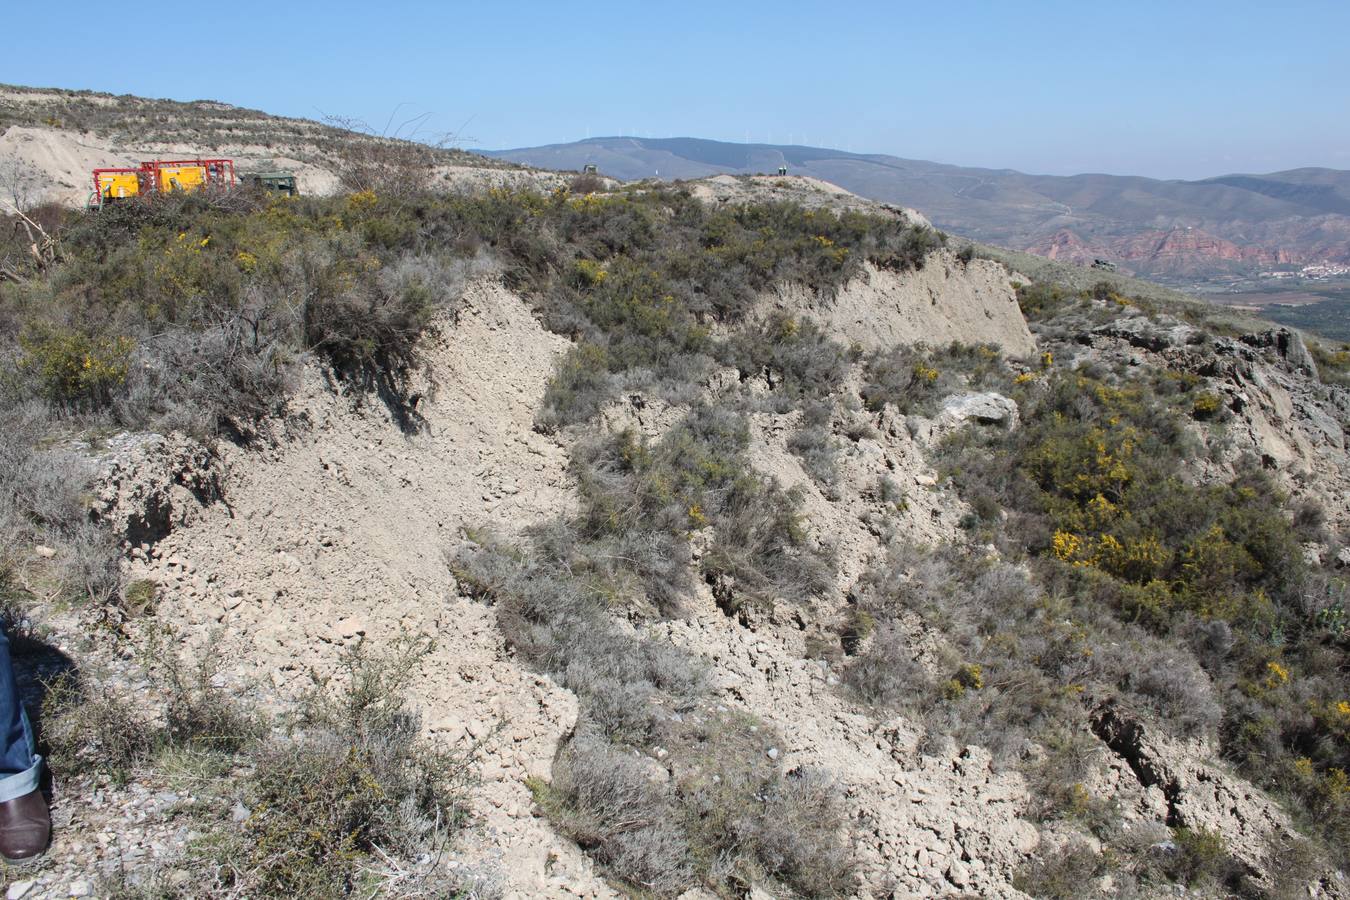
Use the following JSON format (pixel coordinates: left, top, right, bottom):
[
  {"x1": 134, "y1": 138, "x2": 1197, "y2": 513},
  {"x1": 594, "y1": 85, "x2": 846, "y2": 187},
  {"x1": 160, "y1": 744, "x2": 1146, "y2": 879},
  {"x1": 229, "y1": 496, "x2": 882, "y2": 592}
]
[{"x1": 90, "y1": 158, "x2": 237, "y2": 207}]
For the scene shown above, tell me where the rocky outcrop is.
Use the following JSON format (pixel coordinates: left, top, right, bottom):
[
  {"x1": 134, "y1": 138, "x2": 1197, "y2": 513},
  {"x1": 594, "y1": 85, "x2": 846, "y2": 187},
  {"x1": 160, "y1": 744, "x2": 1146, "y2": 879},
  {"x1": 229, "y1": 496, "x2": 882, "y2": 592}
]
[
  {"x1": 1240, "y1": 327, "x2": 1319, "y2": 378},
  {"x1": 1091, "y1": 704, "x2": 1296, "y2": 879},
  {"x1": 1088, "y1": 312, "x2": 1204, "y2": 352},
  {"x1": 1059, "y1": 307, "x2": 1350, "y2": 532}
]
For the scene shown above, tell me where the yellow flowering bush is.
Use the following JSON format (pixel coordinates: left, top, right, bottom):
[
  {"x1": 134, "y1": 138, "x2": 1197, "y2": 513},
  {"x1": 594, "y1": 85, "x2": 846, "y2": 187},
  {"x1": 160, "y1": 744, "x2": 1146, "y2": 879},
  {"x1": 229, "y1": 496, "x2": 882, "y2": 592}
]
[{"x1": 19, "y1": 325, "x2": 134, "y2": 410}]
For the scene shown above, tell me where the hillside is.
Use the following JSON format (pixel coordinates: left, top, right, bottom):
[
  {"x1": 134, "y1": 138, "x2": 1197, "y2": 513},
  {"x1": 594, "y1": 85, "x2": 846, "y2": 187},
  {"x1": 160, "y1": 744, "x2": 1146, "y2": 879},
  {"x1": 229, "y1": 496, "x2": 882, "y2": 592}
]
[
  {"x1": 0, "y1": 89, "x2": 1348, "y2": 899},
  {"x1": 485, "y1": 136, "x2": 1350, "y2": 284},
  {"x1": 0, "y1": 84, "x2": 557, "y2": 207}
]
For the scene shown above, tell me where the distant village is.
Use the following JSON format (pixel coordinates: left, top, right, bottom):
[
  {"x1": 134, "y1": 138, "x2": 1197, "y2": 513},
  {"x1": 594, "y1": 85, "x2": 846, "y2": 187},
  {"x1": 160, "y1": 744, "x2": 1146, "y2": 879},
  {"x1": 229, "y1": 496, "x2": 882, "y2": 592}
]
[{"x1": 1259, "y1": 262, "x2": 1350, "y2": 280}]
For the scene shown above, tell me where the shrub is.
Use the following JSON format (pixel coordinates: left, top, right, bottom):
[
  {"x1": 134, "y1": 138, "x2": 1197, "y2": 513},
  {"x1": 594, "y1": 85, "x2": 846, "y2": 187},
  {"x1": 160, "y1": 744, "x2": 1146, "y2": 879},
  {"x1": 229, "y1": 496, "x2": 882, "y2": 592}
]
[
  {"x1": 324, "y1": 114, "x2": 442, "y2": 202},
  {"x1": 1012, "y1": 840, "x2": 1111, "y2": 899},
  {"x1": 543, "y1": 714, "x2": 854, "y2": 898},
  {"x1": 842, "y1": 625, "x2": 929, "y2": 706},
  {"x1": 1015, "y1": 281, "x2": 1074, "y2": 319},
  {"x1": 873, "y1": 225, "x2": 945, "y2": 272},
  {"x1": 300, "y1": 248, "x2": 439, "y2": 388},
  {"x1": 539, "y1": 342, "x2": 613, "y2": 431},
  {"x1": 572, "y1": 405, "x2": 833, "y2": 613},
  {"x1": 569, "y1": 174, "x2": 606, "y2": 195},
  {"x1": 1307, "y1": 338, "x2": 1350, "y2": 388},
  {"x1": 157, "y1": 640, "x2": 262, "y2": 755},
  {"x1": 722, "y1": 314, "x2": 852, "y2": 402},
  {"x1": 1191, "y1": 391, "x2": 1222, "y2": 419},
  {"x1": 187, "y1": 635, "x2": 477, "y2": 897},
  {"x1": 861, "y1": 341, "x2": 1009, "y2": 416},
  {"x1": 0, "y1": 405, "x2": 123, "y2": 604},
  {"x1": 788, "y1": 404, "x2": 837, "y2": 496},
  {"x1": 122, "y1": 579, "x2": 158, "y2": 616},
  {"x1": 18, "y1": 324, "x2": 133, "y2": 411},
  {"x1": 41, "y1": 671, "x2": 152, "y2": 782},
  {"x1": 541, "y1": 735, "x2": 694, "y2": 895},
  {"x1": 43, "y1": 634, "x2": 261, "y2": 780},
  {"x1": 111, "y1": 284, "x2": 304, "y2": 436}
]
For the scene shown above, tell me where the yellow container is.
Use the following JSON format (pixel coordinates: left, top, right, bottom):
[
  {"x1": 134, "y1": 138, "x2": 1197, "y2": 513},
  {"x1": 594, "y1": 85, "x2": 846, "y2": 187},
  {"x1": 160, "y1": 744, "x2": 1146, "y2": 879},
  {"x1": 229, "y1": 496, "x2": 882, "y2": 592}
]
[
  {"x1": 101, "y1": 172, "x2": 140, "y2": 199},
  {"x1": 155, "y1": 165, "x2": 208, "y2": 193}
]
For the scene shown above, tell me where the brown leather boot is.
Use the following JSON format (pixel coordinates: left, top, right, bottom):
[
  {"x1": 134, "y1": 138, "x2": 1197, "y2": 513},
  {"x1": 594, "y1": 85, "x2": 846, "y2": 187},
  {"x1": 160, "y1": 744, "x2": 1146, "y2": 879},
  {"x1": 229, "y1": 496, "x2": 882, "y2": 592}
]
[{"x1": 0, "y1": 788, "x2": 50, "y2": 863}]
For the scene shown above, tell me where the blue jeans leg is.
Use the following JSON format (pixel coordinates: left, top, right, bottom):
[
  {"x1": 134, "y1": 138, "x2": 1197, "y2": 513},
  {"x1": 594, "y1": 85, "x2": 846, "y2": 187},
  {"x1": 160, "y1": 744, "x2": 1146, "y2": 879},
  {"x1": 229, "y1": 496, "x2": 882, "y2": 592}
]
[{"x1": 0, "y1": 625, "x2": 41, "y2": 803}]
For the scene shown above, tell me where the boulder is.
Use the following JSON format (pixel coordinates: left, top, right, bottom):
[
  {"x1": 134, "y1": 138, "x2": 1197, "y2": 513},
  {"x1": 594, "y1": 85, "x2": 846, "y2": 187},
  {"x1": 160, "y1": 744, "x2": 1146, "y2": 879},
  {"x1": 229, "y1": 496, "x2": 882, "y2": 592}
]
[
  {"x1": 1241, "y1": 328, "x2": 1318, "y2": 378},
  {"x1": 939, "y1": 392, "x2": 1019, "y2": 430},
  {"x1": 1091, "y1": 315, "x2": 1203, "y2": 352}
]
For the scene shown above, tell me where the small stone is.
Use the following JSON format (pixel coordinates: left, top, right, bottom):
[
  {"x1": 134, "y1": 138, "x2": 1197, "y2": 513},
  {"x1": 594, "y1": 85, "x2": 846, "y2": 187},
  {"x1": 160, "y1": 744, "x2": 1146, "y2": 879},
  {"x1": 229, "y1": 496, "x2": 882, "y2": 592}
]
[
  {"x1": 68, "y1": 882, "x2": 93, "y2": 898},
  {"x1": 335, "y1": 617, "x2": 366, "y2": 639},
  {"x1": 33, "y1": 545, "x2": 56, "y2": 559},
  {"x1": 766, "y1": 747, "x2": 780, "y2": 761},
  {"x1": 6, "y1": 881, "x2": 34, "y2": 899}
]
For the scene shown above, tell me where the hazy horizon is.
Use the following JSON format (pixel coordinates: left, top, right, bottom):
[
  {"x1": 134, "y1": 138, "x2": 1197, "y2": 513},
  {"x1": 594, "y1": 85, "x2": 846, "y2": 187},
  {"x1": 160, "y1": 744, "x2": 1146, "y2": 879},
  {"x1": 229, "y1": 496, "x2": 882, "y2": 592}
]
[
  {"x1": 4, "y1": 0, "x2": 1347, "y2": 181},
  {"x1": 479, "y1": 134, "x2": 1350, "y2": 182}
]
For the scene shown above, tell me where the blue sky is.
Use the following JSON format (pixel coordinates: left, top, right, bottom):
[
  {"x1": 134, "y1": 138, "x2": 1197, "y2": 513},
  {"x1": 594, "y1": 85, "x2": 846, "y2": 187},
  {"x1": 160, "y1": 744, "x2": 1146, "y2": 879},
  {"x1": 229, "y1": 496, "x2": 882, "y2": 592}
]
[{"x1": 4, "y1": 0, "x2": 1347, "y2": 179}]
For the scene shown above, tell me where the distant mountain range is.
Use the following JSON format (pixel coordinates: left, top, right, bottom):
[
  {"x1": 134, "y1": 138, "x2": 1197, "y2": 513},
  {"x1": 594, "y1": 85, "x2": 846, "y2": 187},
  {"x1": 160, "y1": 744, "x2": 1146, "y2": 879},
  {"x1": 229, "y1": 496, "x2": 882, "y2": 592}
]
[{"x1": 484, "y1": 137, "x2": 1350, "y2": 284}]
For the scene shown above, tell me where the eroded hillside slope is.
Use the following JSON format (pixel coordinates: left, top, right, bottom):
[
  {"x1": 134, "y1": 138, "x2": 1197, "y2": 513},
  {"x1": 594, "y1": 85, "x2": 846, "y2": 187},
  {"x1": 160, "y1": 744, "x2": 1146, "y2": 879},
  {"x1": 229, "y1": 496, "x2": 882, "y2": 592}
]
[{"x1": 0, "y1": 173, "x2": 1347, "y2": 900}]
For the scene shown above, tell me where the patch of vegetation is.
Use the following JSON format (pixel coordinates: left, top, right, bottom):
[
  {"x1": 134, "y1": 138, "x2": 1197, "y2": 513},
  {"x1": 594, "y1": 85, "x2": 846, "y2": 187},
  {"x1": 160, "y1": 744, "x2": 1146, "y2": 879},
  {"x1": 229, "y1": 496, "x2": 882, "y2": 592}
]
[
  {"x1": 1307, "y1": 336, "x2": 1350, "y2": 388},
  {"x1": 576, "y1": 404, "x2": 833, "y2": 615},
  {"x1": 787, "y1": 401, "x2": 841, "y2": 499},
  {"x1": 452, "y1": 403, "x2": 850, "y2": 897},
  {"x1": 198, "y1": 636, "x2": 476, "y2": 897},
  {"x1": 3, "y1": 180, "x2": 947, "y2": 442},
  {"x1": 843, "y1": 544, "x2": 1219, "y2": 767},
  {"x1": 0, "y1": 404, "x2": 122, "y2": 605},
  {"x1": 930, "y1": 329, "x2": 1350, "y2": 866},
  {"x1": 1012, "y1": 826, "x2": 1251, "y2": 899},
  {"x1": 861, "y1": 341, "x2": 1011, "y2": 416},
  {"x1": 44, "y1": 633, "x2": 478, "y2": 897},
  {"x1": 722, "y1": 313, "x2": 855, "y2": 408}
]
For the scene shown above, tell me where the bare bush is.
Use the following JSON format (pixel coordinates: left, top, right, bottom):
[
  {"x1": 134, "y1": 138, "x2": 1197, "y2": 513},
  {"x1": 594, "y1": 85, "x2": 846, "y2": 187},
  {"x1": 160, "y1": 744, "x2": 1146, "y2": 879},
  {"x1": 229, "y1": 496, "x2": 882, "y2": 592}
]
[
  {"x1": 323, "y1": 112, "x2": 459, "y2": 201},
  {"x1": 116, "y1": 296, "x2": 300, "y2": 438},
  {"x1": 787, "y1": 402, "x2": 841, "y2": 498},
  {"x1": 546, "y1": 735, "x2": 694, "y2": 894},
  {"x1": 0, "y1": 404, "x2": 122, "y2": 603},
  {"x1": 42, "y1": 670, "x2": 152, "y2": 781},
  {"x1": 0, "y1": 158, "x2": 44, "y2": 214},
  {"x1": 569, "y1": 174, "x2": 606, "y2": 194}
]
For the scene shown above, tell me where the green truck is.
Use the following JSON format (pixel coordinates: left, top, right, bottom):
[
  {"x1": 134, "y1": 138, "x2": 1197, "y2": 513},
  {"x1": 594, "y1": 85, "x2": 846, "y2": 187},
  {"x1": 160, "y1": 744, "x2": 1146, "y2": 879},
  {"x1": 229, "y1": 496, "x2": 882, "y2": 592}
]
[{"x1": 241, "y1": 172, "x2": 299, "y2": 196}]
